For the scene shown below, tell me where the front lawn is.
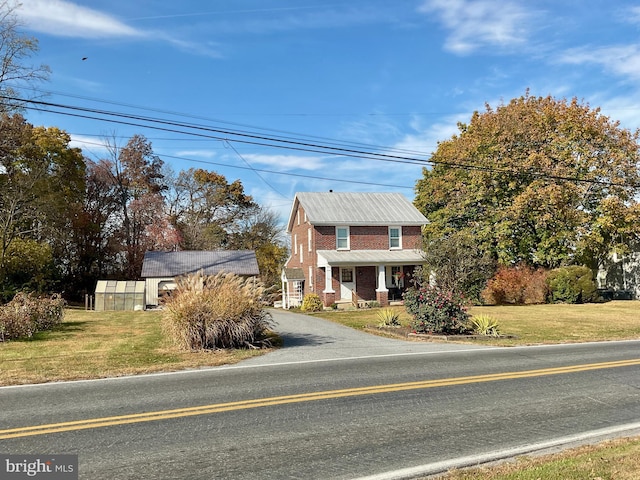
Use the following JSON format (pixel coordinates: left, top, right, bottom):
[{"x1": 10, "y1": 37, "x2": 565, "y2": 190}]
[
  {"x1": 313, "y1": 301, "x2": 640, "y2": 346},
  {"x1": 0, "y1": 308, "x2": 272, "y2": 386}
]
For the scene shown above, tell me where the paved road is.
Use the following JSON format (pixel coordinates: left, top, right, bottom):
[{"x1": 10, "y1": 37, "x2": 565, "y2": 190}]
[
  {"x1": 240, "y1": 308, "x2": 488, "y2": 366},
  {"x1": 3, "y1": 310, "x2": 640, "y2": 479}
]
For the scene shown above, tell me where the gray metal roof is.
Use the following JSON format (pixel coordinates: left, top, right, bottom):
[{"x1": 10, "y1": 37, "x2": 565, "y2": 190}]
[
  {"x1": 282, "y1": 268, "x2": 305, "y2": 281},
  {"x1": 141, "y1": 250, "x2": 260, "y2": 278},
  {"x1": 317, "y1": 249, "x2": 426, "y2": 266},
  {"x1": 288, "y1": 192, "x2": 427, "y2": 231}
]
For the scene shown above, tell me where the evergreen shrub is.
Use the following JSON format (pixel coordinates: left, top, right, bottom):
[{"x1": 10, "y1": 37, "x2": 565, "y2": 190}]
[{"x1": 546, "y1": 265, "x2": 596, "y2": 303}]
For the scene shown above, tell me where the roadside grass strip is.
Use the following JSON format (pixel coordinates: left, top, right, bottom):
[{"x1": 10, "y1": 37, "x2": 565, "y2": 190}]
[{"x1": 3, "y1": 358, "x2": 640, "y2": 440}]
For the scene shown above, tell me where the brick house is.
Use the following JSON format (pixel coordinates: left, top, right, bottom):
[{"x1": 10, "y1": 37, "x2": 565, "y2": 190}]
[{"x1": 281, "y1": 192, "x2": 428, "y2": 308}]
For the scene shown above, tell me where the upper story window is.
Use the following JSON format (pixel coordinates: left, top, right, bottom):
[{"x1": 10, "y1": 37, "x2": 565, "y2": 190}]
[
  {"x1": 336, "y1": 226, "x2": 350, "y2": 250},
  {"x1": 389, "y1": 227, "x2": 402, "y2": 249}
]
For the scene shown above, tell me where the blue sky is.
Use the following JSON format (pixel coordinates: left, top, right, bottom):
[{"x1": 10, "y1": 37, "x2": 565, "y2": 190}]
[{"x1": 14, "y1": 0, "x2": 640, "y2": 222}]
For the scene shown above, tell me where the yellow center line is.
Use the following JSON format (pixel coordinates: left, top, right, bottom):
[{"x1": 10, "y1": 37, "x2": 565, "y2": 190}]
[{"x1": 2, "y1": 358, "x2": 640, "y2": 440}]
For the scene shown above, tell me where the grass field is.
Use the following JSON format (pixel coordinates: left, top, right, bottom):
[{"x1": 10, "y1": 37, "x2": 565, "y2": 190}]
[
  {"x1": 0, "y1": 308, "x2": 270, "y2": 386},
  {"x1": 313, "y1": 301, "x2": 640, "y2": 346}
]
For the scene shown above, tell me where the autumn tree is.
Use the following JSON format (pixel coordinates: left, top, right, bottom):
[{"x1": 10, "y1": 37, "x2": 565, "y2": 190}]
[
  {"x1": 415, "y1": 93, "x2": 640, "y2": 272},
  {"x1": 170, "y1": 168, "x2": 257, "y2": 250},
  {"x1": 104, "y1": 134, "x2": 170, "y2": 279},
  {"x1": 0, "y1": 1, "x2": 50, "y2": 112},
  {"x1": 0, "y1": 114, "x2": 85, "y2": 297}
]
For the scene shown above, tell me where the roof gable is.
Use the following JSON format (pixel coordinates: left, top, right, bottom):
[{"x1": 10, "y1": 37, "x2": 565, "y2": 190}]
[
  {"x1": 287, "y1": 192, "x2": 427, "y2": 231},
  {"x1": 141, "y1": 250, "x2": 260, "y2": 278}
]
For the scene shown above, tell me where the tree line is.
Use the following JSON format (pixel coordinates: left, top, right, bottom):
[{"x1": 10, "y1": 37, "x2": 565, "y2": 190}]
[{"x1": 0, "y1": 116, "x2": 287, "y2": 301}]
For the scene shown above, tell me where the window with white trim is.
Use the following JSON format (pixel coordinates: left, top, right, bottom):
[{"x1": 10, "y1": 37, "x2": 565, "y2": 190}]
[
  {"x1": 294, "y1": 234, "x2": 298, "y2": 254},
  {"x1": 308, "y1": 228, "x2": 312, "y2": 252},
  {"x1": 389, "y1": 227, "x2": 402, "y2": 249},
  {"x1": 336, "y1": 226, "x2": 350, "y2": 250}
]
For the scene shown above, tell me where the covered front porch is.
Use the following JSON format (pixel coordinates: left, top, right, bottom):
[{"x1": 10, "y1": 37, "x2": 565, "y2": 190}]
[{"x1": 317, "y1": 249, "x2": 425, "y2": 308}]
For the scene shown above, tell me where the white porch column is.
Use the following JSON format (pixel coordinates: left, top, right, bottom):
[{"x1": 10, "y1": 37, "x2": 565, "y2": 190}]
[
  {"x1": 323, "y1": 265, "x2": 335, "y2": 293},
  {"x1": 376, "y1": 264, "x2": 388, "y2": 292}
]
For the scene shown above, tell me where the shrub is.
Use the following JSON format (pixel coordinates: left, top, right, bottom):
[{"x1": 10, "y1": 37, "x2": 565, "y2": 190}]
[
  {"x1": 546, "y1": 265, "x2": 596, "y2": 303},
  {"x1": 403, "y1": 285, "x2": 471, "y2": 335},
  {"x1": 420, "y1": 232, "x2": 497, "y2": 304},
  {"x1": 470, "y1": 315, "x2": 500, "y2": 336},
  {"x1": 481, "y1": 265, "x2": 548, "y2": 305},
  {"x1": 301, "y1": 293, "x2": 323, "y2": 312},
  {"x1": 162, "y1": 272, "x2": 273, "y2": 350},
  {"x1": 0, "y1": 292, "x2": 66, "y2": 341},
  {"x1": 377, "y1": 308, "x2": 401, "y2": 327}
]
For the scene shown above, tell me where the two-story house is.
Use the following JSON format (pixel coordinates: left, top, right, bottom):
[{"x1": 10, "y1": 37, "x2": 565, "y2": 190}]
[{"x1": 281, "y1": 192, "x2": 428, "y2": 308}]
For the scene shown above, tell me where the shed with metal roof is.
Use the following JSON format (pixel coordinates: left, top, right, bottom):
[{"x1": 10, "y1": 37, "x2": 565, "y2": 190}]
[{"x1": 141, "y1": 250, "x2": 260, "y2": 306}]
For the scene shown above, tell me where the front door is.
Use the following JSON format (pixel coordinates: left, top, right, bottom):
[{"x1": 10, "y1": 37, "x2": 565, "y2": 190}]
[{"x1": 340, "y1": 267, "x2": 355, "y2": 300}]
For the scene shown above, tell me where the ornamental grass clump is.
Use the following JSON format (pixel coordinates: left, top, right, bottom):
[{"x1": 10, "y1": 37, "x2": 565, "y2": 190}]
[
  {"x1": 403, "y1": 285, "x2": 471, "y2": 335},
  {"x1": 0, "y1": 292, "x2": 66, "y2": 341},
  {"x1": 162, "y1": 272, "x2": 273, "y2": 350}
]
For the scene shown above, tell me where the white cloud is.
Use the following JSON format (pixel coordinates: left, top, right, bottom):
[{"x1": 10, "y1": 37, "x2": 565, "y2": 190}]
[
  {"x1": 17, "y1": 0, "x2": 143, "y2": 38},
  {"x1": 175, "y1": 150, "x2": 217, "y2": 159},
  {"x1": 558, "y1": 45, "x2": 640, "y2": 81},
  {"x1": 418, "y1": 0, "x2": 532, "y2": 54},
  {"x1": 69, "y1": 134, "x2": 110, "y2": 158},
  {"x1": 15, "y1": 0, "x2": 225, "y2": 57},
  {"x1": 241, "y1": 153, "x2": 326, "y2": 171}
]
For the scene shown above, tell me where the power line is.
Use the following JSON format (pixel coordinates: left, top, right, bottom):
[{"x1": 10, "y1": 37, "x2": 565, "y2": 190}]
[
  {"x1": 75, "y1": 138, "x2": 415, "y2": 189},
  {"x1": 19, "y1": 86, "x2": 437, "y2": 157},
  {"x1": 8, "y1": 94, "x2": 640, "y2": 189}
]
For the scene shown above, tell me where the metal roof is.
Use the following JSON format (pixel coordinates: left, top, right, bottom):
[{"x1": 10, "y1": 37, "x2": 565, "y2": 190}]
[
  {"x1": 317, "y1": 249, "x2": 426, "y2": 266},
  {"x1": 140, "y1": 250, "x2": 260, "y2": 278},
  {"x1": 282, "y1": 268, "x2": 305, "y2": 281},
  {"x1": 288, "y1": 192, "x2": 427, "y2": 231}
]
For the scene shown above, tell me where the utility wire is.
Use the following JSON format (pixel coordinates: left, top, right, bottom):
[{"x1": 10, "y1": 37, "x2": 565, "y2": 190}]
[
  {"x1": 8, "y1": 95, "x2": 640, "y2": 189},
  {"x1": 76, "y1": 138, "x2": 414, "y2": 189}
]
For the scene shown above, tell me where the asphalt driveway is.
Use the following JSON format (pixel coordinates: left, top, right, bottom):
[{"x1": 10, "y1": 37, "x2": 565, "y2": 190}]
[{"x1": 239, "y1": 308, "x2": 490, "y2": 366}]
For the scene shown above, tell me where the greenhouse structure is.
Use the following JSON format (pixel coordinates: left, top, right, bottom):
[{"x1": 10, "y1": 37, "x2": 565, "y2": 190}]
[{"x1": 94, "y1": 280, "x2": 146, "y2": 311}]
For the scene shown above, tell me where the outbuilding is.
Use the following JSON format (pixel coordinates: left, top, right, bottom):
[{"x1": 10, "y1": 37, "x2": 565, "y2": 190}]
[
  {"x1": 94, "y1": 280, "x2": 146, "y2": 311},
  {"x1": 140, "y1": 250, "x2": 260, "y2": 307}
]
